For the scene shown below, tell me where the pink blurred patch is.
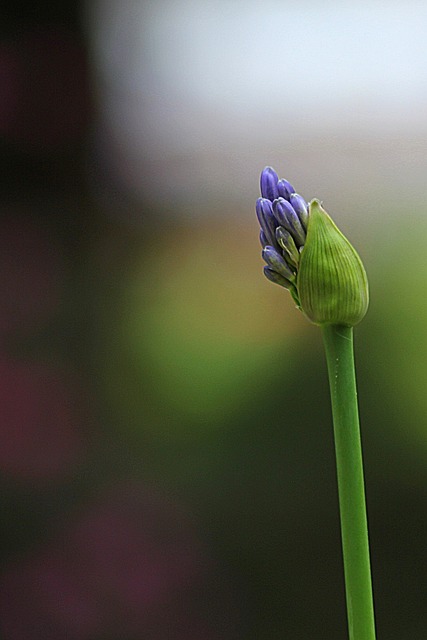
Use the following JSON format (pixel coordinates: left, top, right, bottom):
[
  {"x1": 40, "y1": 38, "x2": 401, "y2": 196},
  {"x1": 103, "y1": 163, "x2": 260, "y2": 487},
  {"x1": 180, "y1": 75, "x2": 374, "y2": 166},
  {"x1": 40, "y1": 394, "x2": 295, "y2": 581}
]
[
  {"x1": 0, "y1": 359, "x2": 84, "y2": 481},
  {"x1": 0, "y1": 552, "x2": 102, "y2": 640},
  {"x1": 0, "y1": 215, "x2": 63, "y2": 337},
  {"x1": 0, "y1": 483, "x2": 238, "y2": 639}
]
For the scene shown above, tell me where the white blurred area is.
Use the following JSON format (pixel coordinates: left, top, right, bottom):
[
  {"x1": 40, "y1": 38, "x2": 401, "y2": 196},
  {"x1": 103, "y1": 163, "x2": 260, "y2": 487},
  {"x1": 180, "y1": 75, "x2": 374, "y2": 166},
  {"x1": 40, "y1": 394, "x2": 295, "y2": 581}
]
[{"x1": 85, "y1": 0, "x2": 427, "y2": 215}]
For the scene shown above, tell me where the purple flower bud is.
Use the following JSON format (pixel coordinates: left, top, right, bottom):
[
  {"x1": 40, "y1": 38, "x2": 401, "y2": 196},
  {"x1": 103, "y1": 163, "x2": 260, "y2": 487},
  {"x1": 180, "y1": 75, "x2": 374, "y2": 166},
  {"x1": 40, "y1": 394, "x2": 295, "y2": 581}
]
[
  {"x1": 260, "y1": 166, "x2": 279, "y2": 201},
  {"x1": 277, "y1": 179, "x2": 295, "y2": 200},
  {"x1": 263, "y1": 266, "x2": 293, "y2": 290},
  {"x1": 275, "y1": 226, "x2": 300, "y2": 268},
  {"x1": 262, "y1": 246, "x2": 295, "y2": 281},
  {"x1": 259, "y1": 230, "x2": 269, "y2": 248},
  {"x1": 272, "y1": 198, "x2": 306, "y2": 247},
  {"x1": 290, "y1": 193, "x2": 309, "y2": 229},
  {"x1": 256, "y1": 197, "x2": 278, "y2": 248},
  {"x1": 256, "y1": 167, "x2": 313, "y2": 296}
]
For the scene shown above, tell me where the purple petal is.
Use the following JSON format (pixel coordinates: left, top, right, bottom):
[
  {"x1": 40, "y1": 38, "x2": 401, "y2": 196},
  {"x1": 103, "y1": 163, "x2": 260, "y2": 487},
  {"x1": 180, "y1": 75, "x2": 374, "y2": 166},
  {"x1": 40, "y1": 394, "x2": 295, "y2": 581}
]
[
  {"x1": 260, "y1": 167, "x2": 279, "y2": 201},
  {"x1": 275, "y1": 226, "x2": 299, "y2": 268},
  {"x1": 263, "y1": 266, "x2": 292, "y2": 289},
  {"x1": 259, "y1": 230, "x2": 269, "y2": 248},
  {"x1": 256, "y1": 197, "x2": 278, "y2": 248},
  {"x1": 277, "y1": 178, "x2": 295, "y2": 200},
  {"x1": 262, "y1": 245, "x2": 295, "y2": 281},
  {"x1": 289, "y1": 193, "x2": 309, "y2": 229},
  {"x1": 272, "y1": 198, "x2": 306, "y2": 247}
]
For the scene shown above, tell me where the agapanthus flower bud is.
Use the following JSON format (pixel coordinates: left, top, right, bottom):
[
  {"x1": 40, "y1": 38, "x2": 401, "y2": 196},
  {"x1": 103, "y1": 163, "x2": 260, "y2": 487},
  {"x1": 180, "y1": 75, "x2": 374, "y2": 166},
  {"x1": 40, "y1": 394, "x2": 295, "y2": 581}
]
[
  {"x1": 275, "y1": 227, "x2": 299, "y2": 269},
  {"x1": 259, "y1": 230, "x2": 269, "y2": 248},
  {"x1": 255, "y1": 167, "x2": 369, "y2": 327},
  {"x1": 260, "y1": 166, "x2": 279, "y2": 201},
  {"x1": 263, "y1": 266, "x2": 293, "y2": 289},
  {"x1": 256, "y1": 197, "x2": 278, "y2": 249},
  {"x1": 289, "y1": 193, "x2": 309, "y2": 229},
  {"x1": 277, "y1": 178, "x2": 295, "y2": 200},
  {"x1": 262, "y1": 246, "x2": 295, "y2": 282},
  {"x1": 272, "y1": 198, "x2": 306, "y2": 247},
  {"x1": 297, "y1": 200, "x2": 369, "y2": 326}
]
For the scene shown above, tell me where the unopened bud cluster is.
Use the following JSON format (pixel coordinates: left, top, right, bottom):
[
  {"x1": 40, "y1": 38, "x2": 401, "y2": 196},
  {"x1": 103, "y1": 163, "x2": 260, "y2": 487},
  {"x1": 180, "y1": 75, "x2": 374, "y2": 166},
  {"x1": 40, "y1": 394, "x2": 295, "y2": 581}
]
[
  {"x1": 256, "y1": 167, "x2": 308, "y2": 307},
  {"x1": 256, "y1": 167, "x2": 369, "y2": 327}
]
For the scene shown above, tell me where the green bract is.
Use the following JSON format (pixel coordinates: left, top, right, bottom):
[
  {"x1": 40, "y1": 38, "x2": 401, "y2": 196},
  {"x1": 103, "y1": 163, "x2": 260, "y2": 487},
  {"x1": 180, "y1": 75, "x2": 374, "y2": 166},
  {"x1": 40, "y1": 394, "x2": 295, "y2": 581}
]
[{"x1": 297, "y1": 200, "x2": 369, "y2": 327}]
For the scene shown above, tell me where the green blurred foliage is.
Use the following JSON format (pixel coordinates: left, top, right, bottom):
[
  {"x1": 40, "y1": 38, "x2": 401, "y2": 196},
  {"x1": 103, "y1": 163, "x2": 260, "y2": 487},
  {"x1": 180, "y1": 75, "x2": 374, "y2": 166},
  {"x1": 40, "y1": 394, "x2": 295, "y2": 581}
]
[
  {"x1": 86, "y1": 200, "x2": 427, "y2": 638},
  {"x1": 95, "y1": 221, "x2": 303, "y2": 438},
  {"x1": 3, "y1": 174, "x2": 427, "y2": 639}
]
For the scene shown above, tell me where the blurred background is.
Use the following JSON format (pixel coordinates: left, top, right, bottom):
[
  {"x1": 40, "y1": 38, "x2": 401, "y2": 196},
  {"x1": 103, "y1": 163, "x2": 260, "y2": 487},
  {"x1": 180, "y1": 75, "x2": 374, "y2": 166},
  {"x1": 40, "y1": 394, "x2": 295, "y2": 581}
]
[{"x1": 1, "y1": 0, "x2": 427, "y2": 638}]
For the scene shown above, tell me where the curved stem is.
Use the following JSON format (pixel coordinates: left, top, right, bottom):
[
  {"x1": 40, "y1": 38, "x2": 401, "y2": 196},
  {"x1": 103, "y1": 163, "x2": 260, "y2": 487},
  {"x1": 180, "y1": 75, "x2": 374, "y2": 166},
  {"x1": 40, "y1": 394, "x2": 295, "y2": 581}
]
[{"x1": 322, "y1": 324, "x2": 376, "y2": 640}]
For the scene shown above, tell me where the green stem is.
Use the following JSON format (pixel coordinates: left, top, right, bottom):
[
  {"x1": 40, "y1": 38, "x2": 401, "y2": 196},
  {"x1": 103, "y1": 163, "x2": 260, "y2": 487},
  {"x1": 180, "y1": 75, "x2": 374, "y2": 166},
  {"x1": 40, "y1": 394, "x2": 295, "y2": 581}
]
[{"x1": 321, "y1": 324, "x2": 376, "y2": 640}]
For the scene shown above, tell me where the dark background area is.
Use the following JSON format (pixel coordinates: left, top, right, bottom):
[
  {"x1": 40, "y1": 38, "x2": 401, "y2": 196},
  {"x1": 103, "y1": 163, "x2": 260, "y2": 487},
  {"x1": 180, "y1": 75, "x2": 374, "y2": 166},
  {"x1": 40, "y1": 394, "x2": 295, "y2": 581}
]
[{"x1": 1, "y1": 1, "x2": 427, "y2": 638}]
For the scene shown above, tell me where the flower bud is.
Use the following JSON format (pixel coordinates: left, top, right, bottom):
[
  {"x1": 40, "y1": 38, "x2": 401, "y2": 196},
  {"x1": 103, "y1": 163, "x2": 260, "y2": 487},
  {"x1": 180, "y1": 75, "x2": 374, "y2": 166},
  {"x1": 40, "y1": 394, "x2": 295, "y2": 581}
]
[
  {"x1": 262, "y1": 246, "x2": 295, "y2": 281},
  {"x1": 289, "y1": 193, "x2": 309, "y2": 229},
  {"x1": 275, "y1": 226, "x2": 300, "y2": 268},
  {"x1": 277, "y1": 178, "x2": 295, "y2": 200},
  {"x1": 260, "y1": 167, "x2": 279, "y2": 201},
  {"x1": 259, "y1": 229, "x2": 269, "y2": 248},
  {"x1": 256, "y1": 198, "x2": 277, "y2": 248},
  {"x1": 263, "y1": 266, "x2": 292, "y2": 289},
  {"x1": 272, "y1": 198, "x2": 306, "y2": 247},
  {"x1": 297, "y1": 200, "x2": 369, "y2": 326}
]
